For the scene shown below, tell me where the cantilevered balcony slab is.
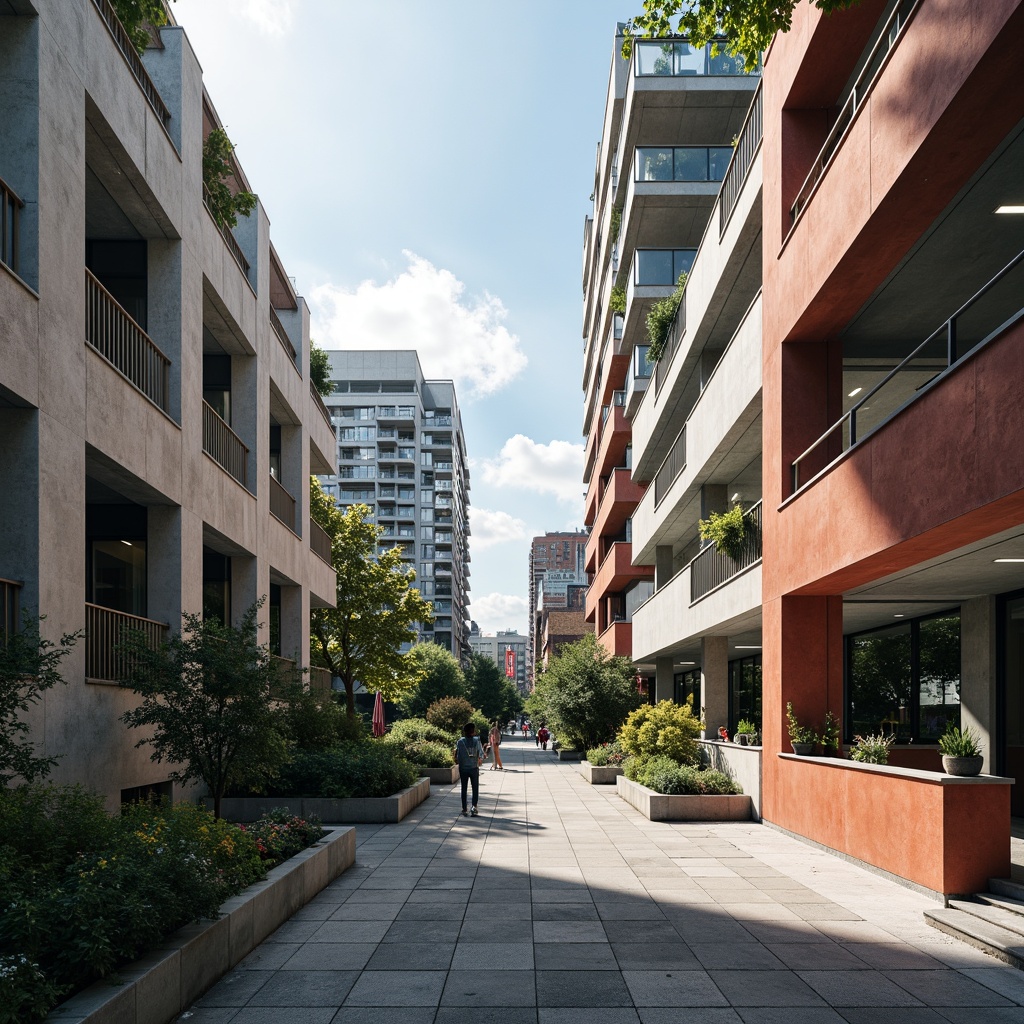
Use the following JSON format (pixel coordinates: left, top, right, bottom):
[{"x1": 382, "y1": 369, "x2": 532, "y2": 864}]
[{"x1": 585, "y1": 542, "x2": 654, "y2": 621}]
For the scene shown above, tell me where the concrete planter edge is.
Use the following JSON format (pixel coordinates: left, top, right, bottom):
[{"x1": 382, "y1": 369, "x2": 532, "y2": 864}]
[
  {"x1": 578, "y1": 761, "x2": 624, "y2": 784},
  {"x1": 616, "y1": 775, "x2": 752, "y2": 822}
]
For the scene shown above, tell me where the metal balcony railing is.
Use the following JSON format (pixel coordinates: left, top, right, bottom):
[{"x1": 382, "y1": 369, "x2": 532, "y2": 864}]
[
  {"x1": 202, "y1": 183, "x2": 251, "y2": 277},
  {"x1": 792, "y1": 248, "x2": 1024, "y2": 493},
  {"x1": 269, "y1": 474, "x2": 297, "y2": 531},
  {"x1": 720, "y1": 82, "x2": 763, "y2": 236},
  {"x1": 85, "y1": 602, "x2": 168, "y2": 683},
  {"x1": 310, "y1": 381, "x2": 333, "y2": 428},
  {"x1": 90, "y1": 0, "x2": 171, "y2": 126},
  {"x1": 1, "y1": 175, "x2": 23, "y2": 276},
  {"x1": 270, "y1": 306, "x2": 296, "y2": 361},
  {"x1": 690, "y1": 501, "x2": 762, "y2": 602},
  {"x1": 653, "y1": 425, "x2": 686, "y2": 506},
  {"x1": 653, "y1": 292, "x2": 686, "y2": 396},
  {"x1": 202, "y1": 399, "x2": 248, "y2": 485},
  {"x1": 310, "y1": 518, "x2": 332, "y2": 564},
  {"x1": 85, "y1": 268, "x2": 171, "y2": 412},
  {"x1": 1, "y1": 578, "x2": 21, "y2": 646}
]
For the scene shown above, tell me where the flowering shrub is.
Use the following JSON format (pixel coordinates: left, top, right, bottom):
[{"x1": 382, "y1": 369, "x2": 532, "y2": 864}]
[
  {"x1": 585, "y1": 740, "x2": 627, "y2": 767},
  {"x1": 239, "y1": 809, "x2": 325, "y2": 863}
]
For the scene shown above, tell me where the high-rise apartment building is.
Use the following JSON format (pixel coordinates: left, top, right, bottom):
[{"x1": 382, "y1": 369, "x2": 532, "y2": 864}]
[
  {"x1": 319, "y1": 351, "x2": 470, "y2": 662},
  {"x1": 581, "y1": 26, "x2": 760, "y2": 675},
  {"x1": 468, "y1": 625, "x2": 528, "y2": 693},
  {"x1": 527, "y1": 531, "x2": 588, "y2": 684},
  {"x1": 0, "y1": 0, "x2": 336, "y2": 807}
]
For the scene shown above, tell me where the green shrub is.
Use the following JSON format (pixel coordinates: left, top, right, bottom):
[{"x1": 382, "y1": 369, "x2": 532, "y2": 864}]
[
  {"x1": 585, "y1": 740, "x2": 627, "y2": 767},
  {"x1": 425, "y1": 696, "x2": 477, "y2": 735},
  {"x1": 625, "y1": 755, "x2": 741, "y2": 796},
  {"x1": 239, "y1": 809, "x2": 326, "y2": 864},
  {"x1": 938, "y1": 725, "x2": 982, "y2": 758},
  {"x1": 282, "y1": 688, "x2": 347, "y2": 751},
  {"x1": 850, "y1": 733, "x2": 894, "y2": 764},
  {"x1": 618, "y1": 700, "x2": 701, "y2": 765},
  {"x1": 383, "y1": 738, "x2": 453, "y2": 770},
  {"x1": 645, "y1": 272, "x2": 686, "y2": 361},
  {"x1": 269, "y1": 742, "x2": 418, "y2": 799},
  {"x1": 387, "y1": 717, "x2": 458, "y2": 746}
]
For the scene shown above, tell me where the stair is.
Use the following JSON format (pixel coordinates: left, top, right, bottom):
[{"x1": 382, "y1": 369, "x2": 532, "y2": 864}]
[{"x1": 924, "y1": 878, "x2": 1024, "y2": 968}]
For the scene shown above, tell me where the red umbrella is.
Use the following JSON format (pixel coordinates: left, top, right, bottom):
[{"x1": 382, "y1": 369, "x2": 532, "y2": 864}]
[{"x1": 372, "y1": 690, "x2": 386, "y2": 737}]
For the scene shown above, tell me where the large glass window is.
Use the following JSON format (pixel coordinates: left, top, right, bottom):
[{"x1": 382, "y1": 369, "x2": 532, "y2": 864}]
[
  {"x1": 846, "y1": 610, "x2": 960, "y2": 743},
  {"x1": 729, "y1": 655, "x2": 762, "y2": 733},
  {"x1": 674, "y1": 669, "x2": 700, "y2": 709}
]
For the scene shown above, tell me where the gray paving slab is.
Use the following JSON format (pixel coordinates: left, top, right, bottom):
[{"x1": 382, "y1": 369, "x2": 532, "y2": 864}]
[{"x1": 176, "y1": 737, "x2": 1024, "y2": 1021}]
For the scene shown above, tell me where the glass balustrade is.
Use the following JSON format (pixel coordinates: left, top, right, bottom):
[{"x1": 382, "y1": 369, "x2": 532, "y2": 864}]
[
  {"x1": 634, "y1": 40, "x2": 761, "y2": 77},
  {"x1": 633, "y1": 249, "x2": 696, "y2": 287},
  {"x1": 635, "y1": 146, "x2": 733, "y2": 183}
]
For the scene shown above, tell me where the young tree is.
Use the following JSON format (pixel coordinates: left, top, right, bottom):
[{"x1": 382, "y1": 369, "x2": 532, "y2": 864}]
[
  {"x1": 623, "y1": 0, "x2": 859, "y2": 71},
  {"x1": 310, "y1": 342, "x2": 333, "y2": 398},
  {"x1": 464, "y1": 652, "x2": 523, "y2": 723},
  {"x1": 310, "y1": 491, "x2": 434, "y2": 718},
  {"x1": 538, "y1": 633, "x2": 644, "y2": 752},
  {"x1": 118, "y1": 604, "x2": 288, "y2": 819},
  {"x1": 399, "y1": 642, "x2": 467, "y2": 719},
  {"x1": 0, "y1": 617, "x2": 80, "y2": 784}
]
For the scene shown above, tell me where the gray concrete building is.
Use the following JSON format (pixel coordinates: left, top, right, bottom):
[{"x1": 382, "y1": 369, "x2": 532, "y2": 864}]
[
  {"x1": 0, "y1": 0, "x2": 337, "y2": 807},
  {"x1": 319, "y1": 351, "x2": 471, "y2": 662},
  {"x1": 468, "y1": 625, "x2": 527, "y2": 693}
]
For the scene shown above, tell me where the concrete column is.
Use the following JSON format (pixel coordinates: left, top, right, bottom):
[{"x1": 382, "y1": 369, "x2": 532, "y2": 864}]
[
  {"x1": 961, "y1": 596, "x2": 997, "y2": 773},
  {"x1": 655, "y1": 544, "x2": 674, "y2": 591},
  {"x1": 147, "y1": 505, "x2": 182, "y2": 628},
  {"x1": 655, "y1": 656, "x2": 674, "y2": 702},
  {"x1": 231, "y1": 553, "x2": 258, "y2": 628},
  {"x1": 701, "y1": 635, "x2": 729, "y2": 736}
]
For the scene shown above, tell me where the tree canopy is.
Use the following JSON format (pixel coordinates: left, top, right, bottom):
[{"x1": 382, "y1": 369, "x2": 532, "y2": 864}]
[
  {"x1": 309, "y1": 486, "x2": 434, "y2": 717},
  {"x1": 464, "y1": 652, "x2": 523, "y2": 724},
  {"x1": 310, "y1": 342, "x2": 333, "y2": 398},
  {"x1": 623, "y1": 0, "x2": 860, "y2": 71},
  {"x1": 398, "y1": 642, "x2": 467, "y2": 719}
]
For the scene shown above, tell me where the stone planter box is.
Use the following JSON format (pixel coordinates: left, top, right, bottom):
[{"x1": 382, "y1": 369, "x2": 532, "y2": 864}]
[
  {"x1": 47, "y1": 827, "x2": 356, "y2": 1024},
  {"x1": 207, "y1": 777, "x2": 431, "y2": 824},
  {"x1": 616, "y1": 776, "x2": 752, "y2": 822},
  {"x1": 578, "y1": 760, "x2": 624, "y2": 784},
  {"x1": 555, "y1": 748, "x2": 582, "y2": 761},
  {"x1": 422, "y1": 765, "x2": 459, "y2": 785}
]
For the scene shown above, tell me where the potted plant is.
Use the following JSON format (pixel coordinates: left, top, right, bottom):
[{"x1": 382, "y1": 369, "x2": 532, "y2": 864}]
[
  {"x1": 818, "y1": 711, "x2": 840, "y2": 756},
  {"x1": 735, "y1": 719, "x2": 756, "y2": 746},
  {"x1": 786, "y1": 702, "x2": 816, "y2": 755},
  {"x1": 849, "y1": 733, "x2": 895, "y2": 764},
  {"x1": 938, "y1": 724, "x2": 983, "y2": 776}
]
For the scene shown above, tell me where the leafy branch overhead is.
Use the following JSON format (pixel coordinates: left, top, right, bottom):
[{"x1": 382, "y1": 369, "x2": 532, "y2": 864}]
[
  {"x1": 110, "y1": 0, "x2": 172, "y2": 55},
  {"x1": 203, "y1": 127, "x2": 258, "y2": 229},
  {"x1": 621, "y1": 0, "x2": 861, "y2": 73}
]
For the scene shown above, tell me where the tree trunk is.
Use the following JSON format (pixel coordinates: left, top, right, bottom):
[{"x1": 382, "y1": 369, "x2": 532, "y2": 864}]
[
  {"x1": 344, "y1": 676, "x2": 356, "y2": 718},
  {"x1": 213, "y1": 784, "x2": 223, "y2": 820}
]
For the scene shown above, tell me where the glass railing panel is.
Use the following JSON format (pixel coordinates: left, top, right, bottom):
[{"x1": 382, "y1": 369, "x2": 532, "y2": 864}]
[
  {"x1": 633, "y1": 346, "x2": 652, "y2": 379},
  {"x1": 634, "y1": 249, "x2": 697, "y2": 286},
  {"x1": 634, "y1": 40, "x2": 761, "y2": 77}
]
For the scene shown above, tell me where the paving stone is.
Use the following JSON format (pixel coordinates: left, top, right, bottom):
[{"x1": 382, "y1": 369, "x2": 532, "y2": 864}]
[
  {"x1": 601, "y1": 919, "x2": 679, "y2": 944},
  {"x1": 280, "y1": 943, "x2": 375, "y2": 971},
  {"x1": 195, "y1": 970, "x2": 270, "y2": 1006},
  {"x1": 690, "y1": 943, "x2": 788, "y2": 970},
  {"x1": 440, "y1": 968, "x2": 537, "y2": 1005},
  {"x1": 452, "y1": 941, "x2": 534, "y2": 970},
  {"x1": 611, "y1": 942, "x2": 701, "y2": 971},
  {"x1": 535, "y1": 942, "x2": 619, "y2": 970},
  {"x1": 536, "y1": 969, "x2": 632, "y2": 1007},
  {"x1": 622, "y1": 969, "x2": 729, "y2": 1007},
  {"x1": 228, "y1": 1010, "x2": 335, "y2": 1023},
  {"x1": 879, "y1": 970, "x2": 1015, "y2": 1006},
  {"x1": 244, "y1": 969, "x2": 359, "y2": 1006},
  {"x1": 796, "y1": 971, "x2": 925, "y2": 1006},
  {"x1": 333, "y1": 1009, "x2": 437, "y2": 1024},
  {"x1": 384, "y1": 919, "x2": 463, "y2": 944},
  {"x1": 534, "y1": 920, "x2": 608, "y2": 943},
  {"x1": 308, "y1": 920, "x2": 392, "y2": 943},
  {"x1": 344, "y1": 970, "x2": 447, "y2": 1006},
  {"x1": 365, "y1": 942, "x2": 456, "y2": 970},
  {"x1": 768, "y1": 942, "x2": 870, "y2": 970},
  {"x1": 638, "y1": 1011, "x2": 742, "y2": 1024},
  {"x1": 532, "y1": 903, "x2": 599, "y2": 921},
  {"x1": 709, "y1": 969, "x2": 827, "y2": 1006}
]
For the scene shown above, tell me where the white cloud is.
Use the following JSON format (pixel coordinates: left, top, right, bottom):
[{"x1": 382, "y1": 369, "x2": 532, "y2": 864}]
[
  {"x1": 478, "y1": 435, "x2": 585, "y2": 506},
  {"x1": 470, "y1": 508, "x2": 528, "y2": 551},
  {"x1": 471, "y1": 592, "x2": 528, "y2": 634},
  {"x1": 309, "y1": 252, "x2": 527, "y2": 398},
  {"x1": 240, "y1": 0, "x2": 296, "y2": 35}
]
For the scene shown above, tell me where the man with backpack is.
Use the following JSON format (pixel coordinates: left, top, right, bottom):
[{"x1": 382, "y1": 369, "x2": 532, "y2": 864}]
[
  {"x1": 454, "y1": 722, "x2": 485, "y2": 817},
  {"x1": 537, "y1": 724, "x2": 550, "y2": 751}
]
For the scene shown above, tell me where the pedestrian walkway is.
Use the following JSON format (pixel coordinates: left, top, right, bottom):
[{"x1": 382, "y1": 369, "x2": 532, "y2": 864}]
[{"x1": 181, "y1": 735, "x2": 1024, "y2": 1022}]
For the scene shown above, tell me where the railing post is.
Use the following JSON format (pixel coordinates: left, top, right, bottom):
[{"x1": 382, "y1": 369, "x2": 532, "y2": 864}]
[{"x1": 947, "y1": 318, "x2": 958, "y2": 366}]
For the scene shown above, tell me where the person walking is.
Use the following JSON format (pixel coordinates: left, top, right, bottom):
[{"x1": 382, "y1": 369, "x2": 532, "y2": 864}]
[
  {"x1": 454, "y1": 722, "x2": 485, "y2": 816},
  {"x1": 522, "y1": 720, "x2": 529, "y2": 739},
  {"x1": 488, "y1": 721, "x2": 503, "y2": 771},
  {"x1": 538, "y1": 724, "x2": 550, "y2": 751}
]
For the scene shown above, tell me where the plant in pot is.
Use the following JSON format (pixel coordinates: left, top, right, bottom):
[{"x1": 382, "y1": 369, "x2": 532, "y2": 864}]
[
  {"x1": 849, "y1": 733, "x2": 895, "y2": 765},
  {"x1": 735, "y1": 719, "x2": 757, "y2": 746},
  {"x1": 699, "y1": 504, "x2": 753, "y2": 561},
  {"x1": 786, "y1": 702, "x2": 816, "y2": 755},
  {"x1": 938, "y1": 724, "x2": 983, "y2": 776},
  {"x1": 818, "y1": 711, "x2": 841, "y2": 756}
]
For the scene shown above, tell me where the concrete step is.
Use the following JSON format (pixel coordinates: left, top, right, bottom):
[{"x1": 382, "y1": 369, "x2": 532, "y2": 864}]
[
  {"x1": 947, "y1": 898, "x2": 1024, "y2": 941},
  {"x1": 989, "y1": 877, "x2": 1024, "y2": 902},
  {"x1": 976, "y1": 892, "x2": 1024, "y2": 920},
  {"x1": 925, "y1": 906, "x2": 1024, "y2": 969}
]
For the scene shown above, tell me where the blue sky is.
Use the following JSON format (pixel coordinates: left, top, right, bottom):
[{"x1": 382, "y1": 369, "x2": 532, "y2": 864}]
[{"x1": 174, "y1": 0, "x2": 629, "y2": 632}]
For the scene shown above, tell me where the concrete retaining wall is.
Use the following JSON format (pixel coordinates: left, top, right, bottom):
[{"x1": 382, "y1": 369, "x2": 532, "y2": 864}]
[
  {"x1": 208, "y1": 777, "x2": 431, "y2": 824},
  {"x1": 616, "y1": 776, "x2": 752, "y2": 822},
  {"x1": 578, "y1": 761, "x2": 624, "y2": 785},
  {"x1": 422, "y1": 765, "x2": 459, "y2": 785},
  {"x1": 48, "y1": 826, "x2": 356, "y2": 1024},
  {"x1": 699, "y1": 739, "x2": 762, "y2": 819}
]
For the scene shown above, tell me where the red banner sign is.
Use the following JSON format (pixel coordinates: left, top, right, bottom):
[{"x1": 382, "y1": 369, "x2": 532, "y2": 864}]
[{"x1": 505, "y1": 647, "x2": 516, "y2": 679}]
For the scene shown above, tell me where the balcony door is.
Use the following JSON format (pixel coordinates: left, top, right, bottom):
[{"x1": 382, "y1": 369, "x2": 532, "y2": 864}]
[{"x1": 999, "y1": 591, "x2": 1024, "y2": 816}]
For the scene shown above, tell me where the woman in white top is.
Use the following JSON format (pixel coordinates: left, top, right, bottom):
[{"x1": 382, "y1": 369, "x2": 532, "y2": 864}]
[{"x1": 488, "y1": 721, "x2": 503, "y2": 771}]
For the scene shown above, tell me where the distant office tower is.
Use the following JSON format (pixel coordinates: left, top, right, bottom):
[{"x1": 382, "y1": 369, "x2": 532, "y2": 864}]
[
  {"x1": 468, "y1": 624, "x2": 528, "y2": 693},
  {"x1": 527, "y1": 531, "x2": 590, "y2": 684},
  {"x1": 319, "y1": 351, "x2": 470, "y2": 662}
]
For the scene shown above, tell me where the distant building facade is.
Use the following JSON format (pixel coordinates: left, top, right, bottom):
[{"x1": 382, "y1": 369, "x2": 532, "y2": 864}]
[
  {"x1": 468, "y1": 624, "x2": 528, "y2": 693},
  {"x1": 527, "y1": 531, "x2": 589, "y2": 684}
]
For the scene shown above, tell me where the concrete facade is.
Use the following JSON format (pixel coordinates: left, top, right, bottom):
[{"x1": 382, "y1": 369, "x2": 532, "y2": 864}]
[
  {"x1": 527, "y1": 530, "x2": 588, "y2": 685},
  {"x1": 319, "y1": 350, "x2": 471, "y2": 663},
  {"x1": 468, "y1": 626, "x2": 528, "y2": 693},
  {"x1": 0, "y1": 0, "x2": 336, "y2": 807}
]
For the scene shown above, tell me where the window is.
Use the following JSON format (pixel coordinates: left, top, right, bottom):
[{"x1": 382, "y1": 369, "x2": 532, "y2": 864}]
[
  {"x1": 340, "y1": 447, "x2": 375, "y2": 461},
  {"x1": 339, "y1": 466, "x2": 375, "y2": 479},
  {"x1": 729, "y1": 655, "x2": 762, "y2": 734},
  {"x1": 421, "y1": 490, "x2": 434, "y2": 504},
  {"x1": 339, "y1": 488, "x2": 375, "y2": 501},
  {"x1": 674, "y1": 669, "x2": 700, "y2": 709},
  {"x1": 340, "y1": 426, "x2": 376, "y2": 441},
  {"x1": 846, "y1": 610, "x2": 960, "y2": 743},
  {"x1": 421, "y1": 526, "x2": 434, "y2": 540},
  {"x1": 341, "y1": 406, "x2": 374, "y2": 420}
]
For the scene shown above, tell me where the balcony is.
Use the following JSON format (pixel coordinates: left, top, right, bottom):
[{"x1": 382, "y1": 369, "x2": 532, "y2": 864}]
[
  {"x1": 635, "y1": 146, "x2": 733, "y2": 184},
  {"x1": 427, "y1": 414, "x2": 453, "y2": 426},
  {"x1": 1, "y1": 175, "x2": 23, "y2": 277},
  {"x1": 632, "y1": 39, "x2": 761, "y2": 78},
  {"x1": 720, "y1": 82, "x2": 762, "y2": 236},
  {"x1": 270, "y1": 306, "x2": 297, "y2": 363},
  {"x1": 85, "y1": 268, "x2": 171, "y2": 414},
  {"x1": 586, "y1": 542, "x2": 654, "y2": 620},
  {"x1": 1, "y1": 577, "x2": 21, "y2": 646},
  {"x1": 625, "y1": 345, "x2": 651, "y2": 417},
  {"x1": 379, "y1": 406, "x2": 416, "y2": 420},
  {"x1": 309, "y1": 381, "x2": 332, "y2": 429},
  {"x1": 202, "y1": 184, "x2": 251, "y2": 282},
  {"x1": 690, "y1": 502, "x2": 762, "y2": 602},
  {"x1": 269, "y1": 474, "x2": 297, "y2": 532},
  {"x1": 310, "y1": 518, "x2": 332, "y2": 565},
  {"x1": 202, "y1": 399, "x2": 248, "y2": 486},
  {"x1": 597, "y1": 619, "x2": 632, "y2": 659},
  {"x1": 593, "y1": 467, "x2": 646, "y2": 543},
  {"x1": 85, "y1": 602, "x2": 168, "y2": 683}
]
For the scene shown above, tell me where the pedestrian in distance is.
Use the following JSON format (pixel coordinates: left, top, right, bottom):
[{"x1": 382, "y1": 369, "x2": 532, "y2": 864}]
[
  {"x1": 538, "y1": 724, "x2": 550, "y2": 751},
  {"x1": 454, "y1": 722, "x2": 485, "y2": 816},
  {"x1": 522, "y1": 720, "x2": 529, "y2": 739},
  {"x1": 488, "y1": 721, "x2": 504, "y2": 771}
]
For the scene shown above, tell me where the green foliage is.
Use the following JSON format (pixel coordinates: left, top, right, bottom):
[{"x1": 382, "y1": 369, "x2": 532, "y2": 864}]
[
  {"x1": 849, "y1": 733, "x2": 894, "y2": 764},
  {"x1": 621, "y1": 0, "x2": 860, "y2": 74},
  {"x1": 399, "y1": 643, "x2": 467, "y2": 718},
  {"x1": 268, "y1": 742, "x2": 418, "y2": 799},
  {"x1": 464, "y1": 652, "x2": 523, "y2": 723},
  {"x1": 938, "y1": 725, "x2": 982, "y2": 758},
  {"x1": 202, "y1": 127, "x2": 258, "y2": 229},
  {"x1": 610, "y1": 205, "x2": 622, "y2": 245},
  {"x1": 785, "y1": 702, "x2": 818, "y2": 745},
  {"x1": 698, "y1": 503, "x2": 752, "y2": 560},
  {"x1": 0, "y1": 617, "x2": 80, "y2": 784},
  {"x1": 309, "y1": 342, "x2": 333, "y2": 398},
  {"x1": 524, "y1": 677, "x2": 551, "y2": 725},
  {"x1": 118, "y1": 603, "x2": 289, "y2": 818},
  {"x1": 539, "y1": 633, "x2": 643, "y2": 752},
  {"x1": 645, "y1": 272, "x2": 686, "y2": 361},
  {"x1": 0, "y1": 790, "x2": 286, "y2": 1023},
  {"x1": 625, "y1": 755, "x2": 741, "y2": 795},
  {"x1": 381, "y1": 737, "x2": 453, "y2": 770},
  {"x1": 311, "y1": 503, "x2": 433, "y2": 718},
  {"x1": 819, "y1": 710, "x2": 840, "y2": 753},
  {"x1": 736, "y1": 718, "x2": 757, "y2": 736},
  {"x1": 109, "y1": 0, "x2": 171, "y2": 55},
  {"x1": 609, "y1": 284, "x2": 626, "y2": 315},
  {"x1": 585, "y1": 740, "x2": 627, "y2": 767},
  {"x1": 618, "y1": 700, "x2": 702, "y2": 765},
  {"x1": 425, "y1": 695, "x2": 478, "y2": 736},
  {"x1": 387, "y1": 717, "x2": 459, "y2": 747},
  {"x1": 281, "y1": 686, "x2": 347, "y2": 751},
  {"x1": 237, "y1": 809, "x2": 326, "y2": 863}
]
